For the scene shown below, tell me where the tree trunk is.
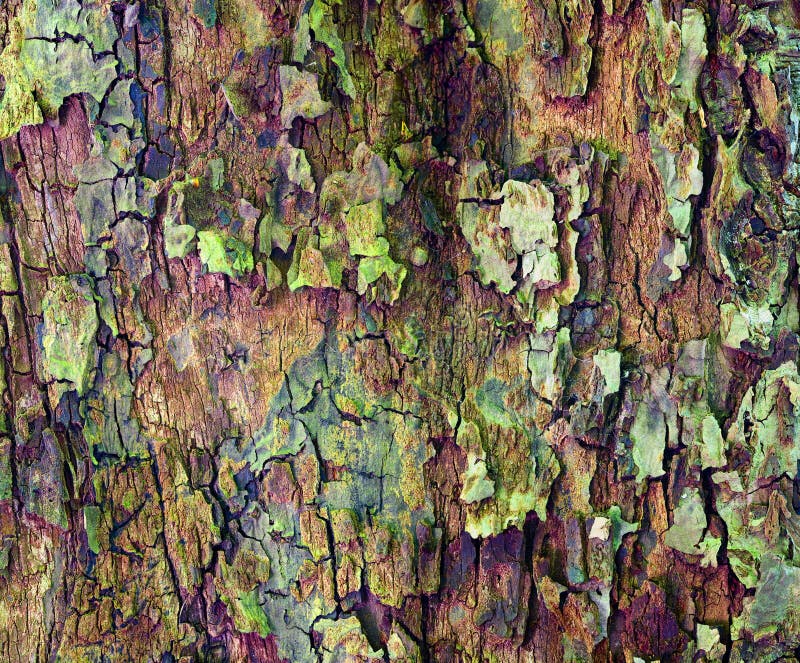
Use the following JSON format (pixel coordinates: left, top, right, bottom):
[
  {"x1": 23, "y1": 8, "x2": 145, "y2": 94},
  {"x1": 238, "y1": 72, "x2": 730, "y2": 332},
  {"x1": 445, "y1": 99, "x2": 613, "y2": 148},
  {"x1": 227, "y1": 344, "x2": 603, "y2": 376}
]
[{"x1": 0, "y1": 0, "x2": 798, "y2": 660}]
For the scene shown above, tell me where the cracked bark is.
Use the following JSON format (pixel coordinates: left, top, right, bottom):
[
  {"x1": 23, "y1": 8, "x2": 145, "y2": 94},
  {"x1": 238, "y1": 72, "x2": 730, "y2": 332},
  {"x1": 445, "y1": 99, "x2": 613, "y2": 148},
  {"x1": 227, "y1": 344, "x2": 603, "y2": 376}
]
[{"x1": 0, "y1": 0, "x2": 799, "y2": 661}]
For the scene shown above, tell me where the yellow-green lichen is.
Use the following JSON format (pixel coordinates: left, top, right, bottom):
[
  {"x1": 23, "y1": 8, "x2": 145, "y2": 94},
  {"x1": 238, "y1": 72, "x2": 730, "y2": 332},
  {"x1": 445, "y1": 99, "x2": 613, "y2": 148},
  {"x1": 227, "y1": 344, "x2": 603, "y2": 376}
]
[{"x1": 40, "y1": 275, "x2": 99, "y2": 396}]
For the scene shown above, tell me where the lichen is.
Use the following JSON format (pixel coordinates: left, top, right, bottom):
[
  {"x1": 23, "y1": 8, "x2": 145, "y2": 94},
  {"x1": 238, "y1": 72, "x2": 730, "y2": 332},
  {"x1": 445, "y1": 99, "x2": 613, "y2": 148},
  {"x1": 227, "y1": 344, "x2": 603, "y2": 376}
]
[
  {"x1": 279, "y1": 65, "x2": 331, "y2": 128},
  {"x1": 197, "y1": 229, "x2": 255, "y2": 278},
  {"x1": 39, "y1": 275, "x2": 99, "y2": 396}
]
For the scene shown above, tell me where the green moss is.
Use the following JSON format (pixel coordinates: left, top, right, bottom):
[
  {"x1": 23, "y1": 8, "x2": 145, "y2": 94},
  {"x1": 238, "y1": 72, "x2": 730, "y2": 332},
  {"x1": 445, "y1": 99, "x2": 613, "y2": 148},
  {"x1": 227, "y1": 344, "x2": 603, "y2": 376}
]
[
  {"x1": 394, "y1": 316, "x2": 425, "y2": 359},
  {"x1": 410, "y1": 246, "x2": 429, "y2": 266},
  {"x1": 588, "y1": 136, "x2": 621, "y2": 161},
  {"x1": 0, "y1": 438, "x2": 12, "y2": 501}
]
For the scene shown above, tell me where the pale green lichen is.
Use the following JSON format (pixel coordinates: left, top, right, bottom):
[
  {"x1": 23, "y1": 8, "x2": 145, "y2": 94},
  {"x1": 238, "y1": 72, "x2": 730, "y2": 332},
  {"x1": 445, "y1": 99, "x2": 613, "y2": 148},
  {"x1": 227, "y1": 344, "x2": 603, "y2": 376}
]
[
  {"x1": 316, "y1": 616, "x2": 378, "y2": 661},
  {"x1": 102, "y1": 80, "x2": 135, "y2": 128},
  {"x1": 663, "y1": 238, "x2": 690, "y2": 282},
  {"x1": 410, "y1": 246, "x2": 429, "y2": 266},
  {"x1": 499, "y1": 179, "x2": 560, "y2": 287},
  {"x1": 651, "y1": 137, "x2": 704, "y2": 237},
  {"x1": 735, "y1": 361, "x2": 800, "y2": 484},
  {"x1": 164, "y1": 224, "x2": 197, "y2": 259},
  {"x1": 276, "y1": 145, "x2": 409, "y2": 302},
  {"x1": 700, "y1": 414, "x2": 726, "y2": 468},
  {"x1": 748, "y1": 554, "x2": 800, "y2": 640},
  {"x1": 671, "y1": 8, "x2": 708, "y2": 112},
  {"x1": 40, "y1": 275, "x2": 99, "y2": 396},
  {"x1": 279, "y1": 65, "x2": 331, "y2": 128},
  {"x1": 459, "y1": 176, "x2": 562, "y2": 297},
  {"x1": 630, "y1": 399, "x2": 667, "y2": 483},
  {"x1": 82, "y1": 351, "x2": 149, "y2": 461},
  {"x1": 463, "y1": 370, "x2": 561, "y2": 537},
  {"x1": 0, "y1": 0, "x2": 118, "y2": 138},
  {"x1": 720, "y1": 301, "x2": 773, "y2": 351},
  {"x1": 644, "y1": 6, "x2": 707, "y2": 284},
  {"x1": 593, "y1": 349, "x2": 621, "y2": 396},
  {"x1": 458, "y1": 152, "x2": 588, "y2": 320},
  {"x1": 663, "y1": 487, "x2": 707, "y2": 555},
  {"x1": 473, "y1": 0, "x2": 524, "y2": 57},
  {"x1": 288, "y1": 232, "x2": 334, "y2": 291},
  {"x1": 197, "y1": 229, "x2": 254, "y2": 278},
  {"x1": 697, "y1": 624, "x2": 725, "y2": 660},
  {"x1": 345, "y1": 199, "x2": 389, "y2": 257},
  {"x1": 460, "y1": 453, "x2": 495, "y2": 504},
  {"x1": 528, "y1": 328, "x2": 574, "y2": 403},
  {"x1": 307, "y1": 0, "x2": 356, "y2": 99},
  {"x1": 356, "y1": 254, "x2": 407, "y2": 304}
]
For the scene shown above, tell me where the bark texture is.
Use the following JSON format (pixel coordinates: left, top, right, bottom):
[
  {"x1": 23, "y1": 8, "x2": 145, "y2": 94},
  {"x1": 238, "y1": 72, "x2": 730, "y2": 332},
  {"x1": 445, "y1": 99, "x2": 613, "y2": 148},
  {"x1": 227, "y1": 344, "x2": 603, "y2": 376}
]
[{"x1": 0, "y1": 0, "x2": 798, "y2": 660}]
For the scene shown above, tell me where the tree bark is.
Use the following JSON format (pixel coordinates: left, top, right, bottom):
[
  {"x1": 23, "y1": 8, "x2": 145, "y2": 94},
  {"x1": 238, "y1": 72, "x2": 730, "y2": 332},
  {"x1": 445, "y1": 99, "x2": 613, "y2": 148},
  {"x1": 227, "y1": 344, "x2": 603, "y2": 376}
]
[{"x1": 0, "y1": 0, "x2": 798, "y2": 660}]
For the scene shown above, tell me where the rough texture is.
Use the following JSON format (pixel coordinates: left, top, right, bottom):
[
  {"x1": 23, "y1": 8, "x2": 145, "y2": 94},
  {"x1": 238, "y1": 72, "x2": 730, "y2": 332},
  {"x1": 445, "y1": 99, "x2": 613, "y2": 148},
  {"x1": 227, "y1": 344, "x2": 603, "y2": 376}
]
[{"x1": 0, "y1": 0, "x2": 799, "y2": 660}]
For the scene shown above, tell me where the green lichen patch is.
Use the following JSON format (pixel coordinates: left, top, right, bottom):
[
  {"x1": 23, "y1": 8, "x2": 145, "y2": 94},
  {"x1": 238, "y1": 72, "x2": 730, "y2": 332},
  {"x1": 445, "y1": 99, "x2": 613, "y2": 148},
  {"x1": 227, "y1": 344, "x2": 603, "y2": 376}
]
[
  {"x1": 279, "y1": 65, "x2": 331, "y2": 129},
  {"x1": 345, "y1": 200, "x2": 389, "y2": 258},
  {"x1": 457, "y1": 149, "x2": 591, "y2": 322},
  {"x1": 235, "y1": 588, "x2": 272, "y2": 637},
  {"x1": 307, "y1": 0, "x2": 356, "y2": 99},
  {"x1": 39, "y1": 275, "x2": 99, "y2": 396},
  {"x1": 663, "y1": 487, "x2": 707, "y2": 555},
  {"x1": 0, "y1": 0, "x2": 119, "y2": 138},
  {"x1": 193, "y1": 0, "x2": 217, "y2": 28},
  {"x1": 197, "y1": 229, "x2": 255, "y2": 278},
  {"x1": 83, "y1": 505, "x2": 102, "y2": 554},
  {"x1": 593, "y1": 349, "x2": 621, "y2": 396},
  {"x1": 460, "y1": 453, "x2": 495, "y2": 504},
  {"x1": 164, "y1": 224, "x2": 197, "y2": 259},
  {"x1": 629, "y1": 391, "x2": 668, "y2": 483}
]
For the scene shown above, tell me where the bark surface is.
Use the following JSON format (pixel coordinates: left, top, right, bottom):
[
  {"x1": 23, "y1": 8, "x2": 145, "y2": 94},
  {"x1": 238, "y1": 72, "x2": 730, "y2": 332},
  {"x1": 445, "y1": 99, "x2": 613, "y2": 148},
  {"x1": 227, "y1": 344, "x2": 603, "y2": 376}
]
[{"x1": 0, "y1": 0, "x2": 798, "y2": 660}]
